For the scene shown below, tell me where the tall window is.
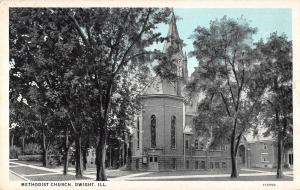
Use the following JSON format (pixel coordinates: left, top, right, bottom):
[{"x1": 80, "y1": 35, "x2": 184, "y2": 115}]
[
  {"x1": 171, "y1": 116, "x2": 176, "y2": 149},
  {"x1": 137, "y1": 117, "x2": 140, "y2": 149},
  {"x1": 185, "y1": 140, "x2": 189, "y2": 149},
  {"x1": 194, "y1": 139, "x2": 199, "y2": 149},
  {"x1": 151, "y1": 115, "x2": 156, "y2": 148}
]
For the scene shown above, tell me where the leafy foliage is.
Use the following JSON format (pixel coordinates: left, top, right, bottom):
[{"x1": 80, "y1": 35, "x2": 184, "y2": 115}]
[
  {"x1": 189, "y1": 16, "x2": 265, "y2": 177},
  {"x1": 9, "y1": 7, "x2": 172, "y2": 180}
]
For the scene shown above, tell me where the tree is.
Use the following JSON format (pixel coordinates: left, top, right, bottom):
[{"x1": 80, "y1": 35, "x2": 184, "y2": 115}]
[
  {"x1": 10, "y1": 8, "x2": 171, "y2": 180},
  {"x1": 9, "y1": 8, "x2": 87, "y2": 175},
  {"x1": 188, "y1": 16, "x2": 264, "y2": 178},
  {"x1": 255, "y1": 33, "x2": 292, "y2": 178},
  {"x1": 69, "y1": 8, "x2": 171, "y2": 180}
]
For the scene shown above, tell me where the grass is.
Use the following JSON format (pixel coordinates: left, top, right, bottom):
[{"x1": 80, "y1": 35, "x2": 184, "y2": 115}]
[
  {"x1": 25, "y1": 174, "x2": 91, "y2": 181},
  {"x1": 12, "y1": 160, "x2": 44, "y2": 167},
  {"x1": 249, "y1": 167, "x2": 293, "y2": 172},
  {"x1": 134, "y1": 169, "x2": 259, "y2": 178},
  {"x1": 69, "y1": 168, "x2": 143, "y2": 178},
  {"x1": 10, "y1": 166, "x2": 55, "y2": 175},
  {"x1": 130, "y1": 176, "x2": 293, "y2": 181},
  {"x1": 130, "y1": 175, "x2": 293, "y2": 181}
]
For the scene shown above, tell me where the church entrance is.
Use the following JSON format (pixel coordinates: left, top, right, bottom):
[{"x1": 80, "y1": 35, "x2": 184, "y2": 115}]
[{"x1": 148, "y1": 155, "x2": 159, "y2": 171}]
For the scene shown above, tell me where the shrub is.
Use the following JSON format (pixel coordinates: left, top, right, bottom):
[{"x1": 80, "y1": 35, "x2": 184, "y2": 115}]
[
  {"x1": 23, "y1": 143, "x2": 42, "y2": 155},
  {"x1": 10, "y1": 146, "x2": 21, "y2": 159},
  {"x1": 18, "y1": 154, "x2": 42, "y2": 161}
]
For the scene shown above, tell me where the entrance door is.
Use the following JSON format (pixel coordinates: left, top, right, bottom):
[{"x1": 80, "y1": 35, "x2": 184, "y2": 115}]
[{"x1": 149, "y1": 156, "x2": 158, "y2": 171}]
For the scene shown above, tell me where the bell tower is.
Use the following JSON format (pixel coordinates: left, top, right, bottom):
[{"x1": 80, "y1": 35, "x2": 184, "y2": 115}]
[{"x1": 161, "y1": 11, "x2": 188, "y2": 96}]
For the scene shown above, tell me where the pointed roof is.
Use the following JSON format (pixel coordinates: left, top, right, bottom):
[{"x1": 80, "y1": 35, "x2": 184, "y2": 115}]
[
  {"x1": 168, "y1": 12, "x2": 180, "y2": 40},
  {"x1": 163, "y1": 11, "x2": 183, "y2": 54}
]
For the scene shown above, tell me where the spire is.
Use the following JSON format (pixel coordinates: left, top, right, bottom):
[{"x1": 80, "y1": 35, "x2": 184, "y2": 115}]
[
  {"x1": 168, "y1": 11, "x2": 180, "y2": 39},
  {"x1": 163, "y1": 10, "x2": 182, "y2": 53}
]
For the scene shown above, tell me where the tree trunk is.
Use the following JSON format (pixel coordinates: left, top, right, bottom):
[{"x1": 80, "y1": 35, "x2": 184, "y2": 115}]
[
  {"x1": 230, "y1": 146, "x2": 238, "y2": 178},
  {"x1": 63, "y1": 125, "x2": 69, "y2": 175},
  {"x1": 275, "y1": 107, "x2": 284, "y2": 179},
  {"x1": 82, "y1": 147, "x2": 87, "y2": 171},
  {"x1": 11, "y1": 134, "x2": 14, "y2": 147},
  {"x1": 42, "y1": 130, "x2": 48, "y2": 167},
  {"x1": 230, "y1": 130, "x2": 238, "y2": 178},
  {"x1": 22, "y1": 137, "x2": 25, "y2": 154},
  {"x1": 277, "y1": 131, "x2": 283, "y2": 178},
  {"x1": 42, "y1": 148, "x2": 48, "y2": 167},
  {"x1": 63, "y1": 147, "x2": 70, "y2": 175},
  {"x1": 75, "y1": 135, "x2": 83, "y2": 178},
  {"x1": 96, "y1": 136, "x2": 107, "y2": 181},
  {"x1": 109, "y1": 146, "x2": 112, "y2": 168}
]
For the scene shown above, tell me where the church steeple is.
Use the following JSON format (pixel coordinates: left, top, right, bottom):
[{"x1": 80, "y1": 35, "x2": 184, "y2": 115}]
[
  {"x1": 160, "y1": 11, "x2": 188, "y2": 96},
  {"x1": 163, "y1": 11, "x2": 183, "y2": 54},
  {"x1": 143, "y1": 11, "x2": 189, "y2": 96}
]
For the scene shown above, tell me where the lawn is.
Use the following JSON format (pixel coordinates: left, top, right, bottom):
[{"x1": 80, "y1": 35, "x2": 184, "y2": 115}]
[
  {"x1": 130, "y1": 175, "x2": 293, "y2": 181},
  {"x1": 69, "y1": 168, "x2": 143, "y2": 178},
  {"x1": 25, "y1": 174, "x2": 91, "y2": 181},
  {"x1": 10, "y1": 166, "x2": 55, "y2": 175},
  {"x1": 134, "y1": 169, "x2": 259, "y2": 178}
]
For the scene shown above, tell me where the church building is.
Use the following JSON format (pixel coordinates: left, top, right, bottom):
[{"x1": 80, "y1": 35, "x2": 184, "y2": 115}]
[
  {"x1": 84, "y1": 12, "x2": 293, "y2": 172},
  {"x1": 128, "y1": 12, "x2": 293, "y2": 172},
  {"x1": 129, "y1": 13, "x2": 232, "y2": 171}
]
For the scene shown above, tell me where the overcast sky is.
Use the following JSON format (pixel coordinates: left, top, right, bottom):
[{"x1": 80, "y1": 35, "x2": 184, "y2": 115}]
[{"x1": 152, "y1": 8, "x2": 292, "y2": 76}]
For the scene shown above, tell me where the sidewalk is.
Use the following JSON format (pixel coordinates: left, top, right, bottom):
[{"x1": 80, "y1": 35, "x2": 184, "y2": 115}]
[{"x1": 9, "y1": 160, "x2": 293, "y2": 181}]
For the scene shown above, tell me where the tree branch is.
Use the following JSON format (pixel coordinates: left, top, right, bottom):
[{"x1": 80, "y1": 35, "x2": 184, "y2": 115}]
[
  {"x1": 112, "y1": 8, "x2": 152, "y2": 77},
  {"x1": 220, "y1": 92, "x2": 231, "y2": 117},
  {"x1": 69, "y1": 12, "x2": 90, "y2": 47}
]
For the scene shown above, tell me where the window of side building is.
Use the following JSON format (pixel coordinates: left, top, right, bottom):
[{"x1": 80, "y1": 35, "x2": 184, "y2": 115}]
[
  {"x1": 186, "y1": 160, "x2": 189, "y2": 169},
  {"x1": 195, "y1": 161, "x2": 199, "y2": 169},
  {"x1": 200, "y1": 161, "x2": 206, "y2": 169},
  {"x1": 263, "y1": 143, "x2": 267, "y2": 150},
  {"x1": 199, "y1": 143, "x2": 204, "y2": 150},
  {"x1": 261, "y1": 153, "x2": 269, "y2": 162},
  {"x1": 194, "y1": 139, "x2": 198, "y2": 149}
]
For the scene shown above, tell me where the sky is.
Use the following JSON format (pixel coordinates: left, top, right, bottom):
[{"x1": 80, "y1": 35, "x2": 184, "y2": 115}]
[{"x1": 152, "y1": 8, "x2": 292, "y2": 76}]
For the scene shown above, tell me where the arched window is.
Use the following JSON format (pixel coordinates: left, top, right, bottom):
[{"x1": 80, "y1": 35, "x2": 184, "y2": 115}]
[
  {"x1": 194, "y1": 139, "x2": 198, "y2": 149},
  {"x1": 137, "y1": 117, "x2": 140, "y2": 149},
  {"x1": 151, "y1": 115, "x2": 156, "y2": 148},
  {"x1": 171, "y1": 116, "x2": 176, "y2": 149}
]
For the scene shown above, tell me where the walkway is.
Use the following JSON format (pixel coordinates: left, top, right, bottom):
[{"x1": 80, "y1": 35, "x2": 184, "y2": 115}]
[{"x1": 9, "y1": 160, "x2": 293, "y2": 181}]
